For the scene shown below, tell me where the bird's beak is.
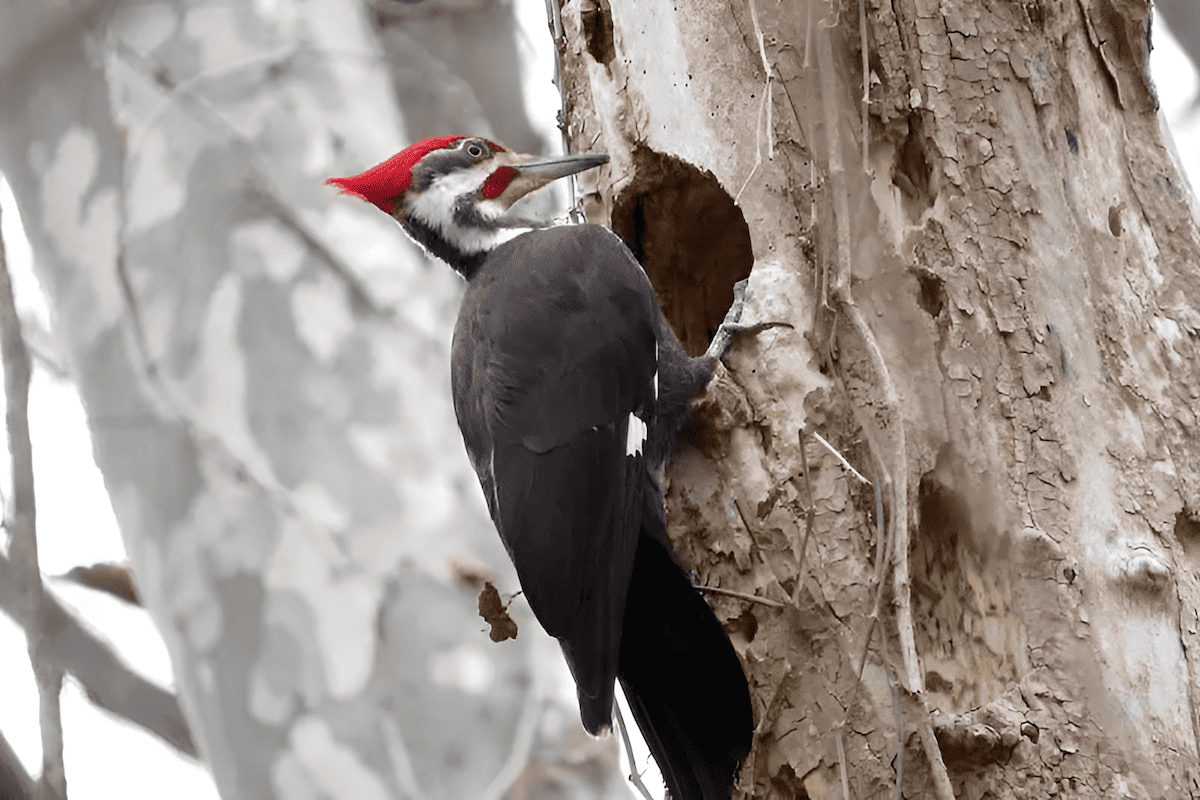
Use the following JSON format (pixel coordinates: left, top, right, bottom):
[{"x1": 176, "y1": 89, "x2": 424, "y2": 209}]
[
  {"x1": 516, "y1": 151, "x2": 610, "y2": 180},
  {"x1": 488, "y1": 151, "x2": 609, "y2": 209}
]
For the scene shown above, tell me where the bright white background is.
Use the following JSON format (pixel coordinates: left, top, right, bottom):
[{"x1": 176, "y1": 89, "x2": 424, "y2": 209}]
[{"x1": 0, "y1": 5, "x2": 1197, "y2": 798}]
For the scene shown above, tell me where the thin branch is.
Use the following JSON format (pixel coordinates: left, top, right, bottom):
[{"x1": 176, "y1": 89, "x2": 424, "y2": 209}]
[
  {"x1": 734, "y1": 0, "x2": 775, "y2": 206},
  {"x1": 695, "y1": 584, "x2": 785, "y2": 609},
  {"x1": 873, "y1": 478, "x2": 887, "y2": 586},
  {"x1": 732, "y1": 493, "x2": 794, "y2": 606},
  {"x1": 791, "y1": 426, "x2": 818, "y2": 605},
  {"x1": 849, "y1": 484, "x2": 891, "y2": 700},
  {"x1": 841, "y1": 485, "x2": 892, "y2": 738},
  {"x1": 0, "y1": 554, "x2": 197, "y2": 758},
  {"x1": 734, "y1": 91, "x2": 768, "y2": 206},
  {"x1": 836, "y1": 726, "x2": 850, "y2": 800},
  {"x1": 543, "y1": 0, "x2": 584, "y2": 220},
  {"x1": 859, "y1": 0, "x2": 870, "y2": 175},
  {"x1": 849, "y1": 483, "x2": 891, "y2": 694},
  {"x1": 810, "y1": 430, "x2": 870, "y2": 485},
  {"x1": 0, "y1": 194, "x2": 66, "y2": 800},
  {"x1": 887, "y1": 666, "x2": 903, "y2": 800}
]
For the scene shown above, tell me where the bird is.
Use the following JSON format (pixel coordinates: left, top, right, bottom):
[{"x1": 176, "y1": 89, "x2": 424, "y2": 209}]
[{"x1": 328, "y1": 135, "x2": 757, "y2": 800}]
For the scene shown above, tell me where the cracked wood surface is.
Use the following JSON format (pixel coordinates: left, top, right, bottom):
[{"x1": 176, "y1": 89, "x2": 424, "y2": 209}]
[{"x1": 559, "y1": 0, "x2": 1200, "y2": 796}]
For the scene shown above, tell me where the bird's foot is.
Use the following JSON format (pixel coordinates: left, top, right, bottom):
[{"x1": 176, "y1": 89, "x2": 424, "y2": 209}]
[{"x1": 706, "y1": 279, "x2": 792, "y2": 361}]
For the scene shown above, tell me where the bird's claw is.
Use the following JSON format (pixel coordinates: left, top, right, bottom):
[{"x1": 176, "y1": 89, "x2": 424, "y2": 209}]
[
  {"x1": 725, "y1": 320, "x2": 793, "y2": 337},
  {"x1": 723, "y1": 279, "x2": 750, "y2": 328},
  {"x1": 706, "y1": 279, "x2": 792, "y2": 361}
]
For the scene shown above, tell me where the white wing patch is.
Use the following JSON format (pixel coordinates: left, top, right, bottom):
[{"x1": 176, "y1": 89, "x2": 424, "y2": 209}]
[
  {"x1": 653, "y1": 340, "x2": 659, "y2": 401},
  {"x1": 625, "y1": 413, "x2": 647, "y2": 457}
]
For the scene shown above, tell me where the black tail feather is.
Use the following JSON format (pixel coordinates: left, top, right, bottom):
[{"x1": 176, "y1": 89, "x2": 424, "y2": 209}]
[{"x1": 618, "y1": 535, "x2": 753, "y2": 800}]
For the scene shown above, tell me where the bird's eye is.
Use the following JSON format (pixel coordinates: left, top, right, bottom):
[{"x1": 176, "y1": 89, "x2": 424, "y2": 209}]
[{"x1": 465, "y1": 142, "x2": 485, "y2": 158}]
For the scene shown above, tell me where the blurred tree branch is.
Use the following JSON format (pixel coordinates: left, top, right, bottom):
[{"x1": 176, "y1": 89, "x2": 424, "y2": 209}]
[
  {"x1": 0, "y1": 727, "x2": 34, "y2": 800},
  {"x1": 0, "y1": 552, "x2": 197, "y2": 759},
  {"x1": 0, "y1": 187, "x2": 66, "y2": 800},
  {"x1": 0, "y1": 212, "x2": 195, "y2": 780}
]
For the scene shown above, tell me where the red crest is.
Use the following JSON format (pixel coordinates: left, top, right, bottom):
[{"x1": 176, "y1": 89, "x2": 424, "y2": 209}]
[{"x1": 326, "y1": 136, "x2": 507, "y2": 213}]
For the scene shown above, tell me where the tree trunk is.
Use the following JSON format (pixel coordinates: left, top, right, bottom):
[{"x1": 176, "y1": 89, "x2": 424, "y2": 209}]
[
  {"x1": 0, "y1": 0, "x2": 624, "y2": 797},
  {"x1": 558, "y1": 0, "x2": 1200, "y2": 796}
]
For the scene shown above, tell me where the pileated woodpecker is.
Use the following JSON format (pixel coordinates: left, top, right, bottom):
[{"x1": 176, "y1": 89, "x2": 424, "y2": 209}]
[{"x1": 328, "y1": 136, "x2": 755, "y2": 800}]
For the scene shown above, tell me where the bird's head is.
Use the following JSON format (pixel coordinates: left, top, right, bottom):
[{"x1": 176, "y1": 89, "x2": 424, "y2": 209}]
[{"x1": 326, "y1": 135, "x2": 608, "y2": 276}]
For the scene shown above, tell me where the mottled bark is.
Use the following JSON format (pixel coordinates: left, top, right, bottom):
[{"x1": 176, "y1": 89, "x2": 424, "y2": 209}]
[
  {"x1": 558, "y1": 0, "x2": 1200, "y2": 796},
  {"x1": 0, "y1": 0, "x2": 624, "y2": 797}
]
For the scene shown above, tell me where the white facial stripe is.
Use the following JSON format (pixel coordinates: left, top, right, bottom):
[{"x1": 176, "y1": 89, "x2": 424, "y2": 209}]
[
  {"x1": 625, "y1": 413, "x2": 647, "y2": 457},
  {"x1": 407, "y1": 167, "x2": 486, "y2": 225},
  {"x1": 407, "y1": 168, "x2": 531, "y2": 254}
]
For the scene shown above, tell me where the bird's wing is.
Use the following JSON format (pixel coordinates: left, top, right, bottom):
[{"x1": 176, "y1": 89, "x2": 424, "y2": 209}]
[{"x1": 451, "y1": 226, "x2": 657, "y2": 730}]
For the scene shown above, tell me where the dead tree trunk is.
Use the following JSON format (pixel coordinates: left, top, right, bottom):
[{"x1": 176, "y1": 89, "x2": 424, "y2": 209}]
[{"x1": 557, "y1": 0, "x2": 1200, "y2": 795}]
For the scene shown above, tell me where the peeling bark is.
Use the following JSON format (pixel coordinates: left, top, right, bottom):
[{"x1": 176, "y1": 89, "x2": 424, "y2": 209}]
[{"x1": 559, "y1": 0, "x2": 1200, "y2": 795}]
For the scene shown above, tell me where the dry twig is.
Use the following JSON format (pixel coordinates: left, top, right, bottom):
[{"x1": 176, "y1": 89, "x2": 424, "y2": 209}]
[
  {"x1": 543, "y1": 0, "x2": 584, "y2": 219},
  {"x1": 696, "y1": 584, "x2": 785, "y2": 609},
  {"x1": 859, "y1": 0, "x2": 870, "y2": 174},
  {"x1": 811, "y1": 430, "x2": 870, "y2": 485},
  {"x1": 790, "y1": 427, "x2": 818, "y2": 604},
  {"x1": 735, "y1": 0, "x2": 775, "y2": 205},
  {"x1": 836, "y1": 726, "x2": 851, "y2": 800}
]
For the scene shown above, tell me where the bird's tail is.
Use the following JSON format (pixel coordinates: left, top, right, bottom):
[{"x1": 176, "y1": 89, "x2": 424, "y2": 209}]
[{"x1": 617, "y1": 535, "x2": 753, "y2": 800}]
